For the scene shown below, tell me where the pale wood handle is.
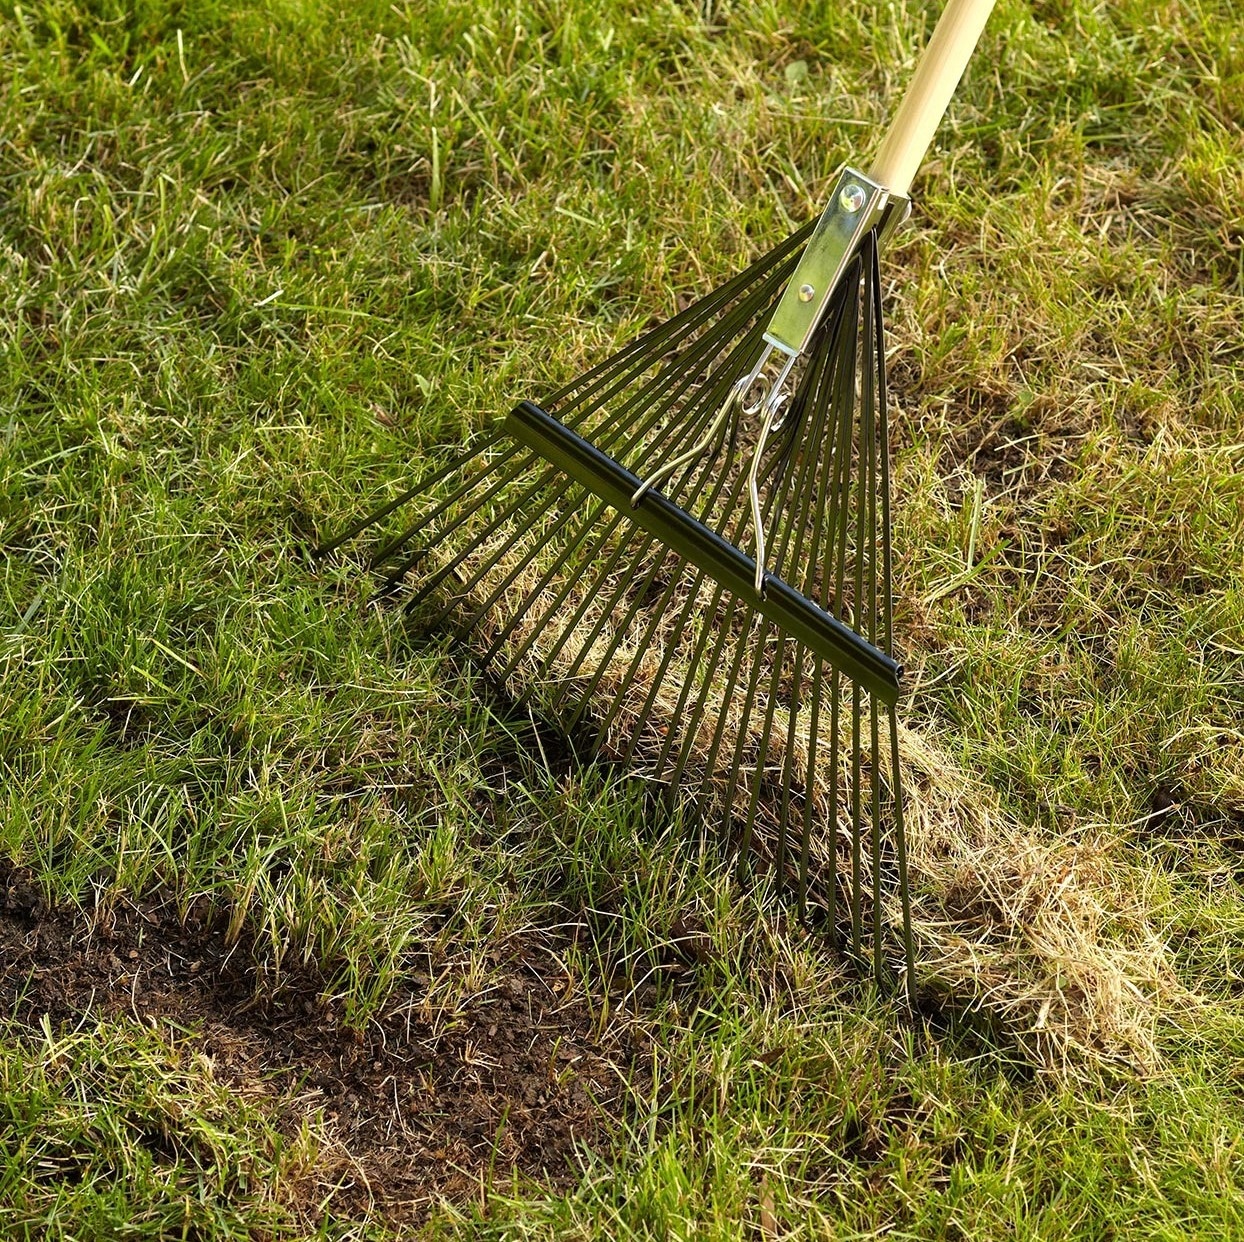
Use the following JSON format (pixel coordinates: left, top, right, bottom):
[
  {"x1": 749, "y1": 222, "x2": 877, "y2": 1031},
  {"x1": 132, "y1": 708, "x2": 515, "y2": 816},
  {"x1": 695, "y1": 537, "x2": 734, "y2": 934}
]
[{"x1": 868, "y1": 0, "x2": 996, "y2": 197}]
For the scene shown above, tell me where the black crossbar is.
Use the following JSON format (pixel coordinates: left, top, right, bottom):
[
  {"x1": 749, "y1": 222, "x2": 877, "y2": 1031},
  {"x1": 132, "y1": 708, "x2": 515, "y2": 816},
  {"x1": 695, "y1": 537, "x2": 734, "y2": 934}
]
[{"x1": 504, "y1": 400, "x2": 902, "y2": 705}]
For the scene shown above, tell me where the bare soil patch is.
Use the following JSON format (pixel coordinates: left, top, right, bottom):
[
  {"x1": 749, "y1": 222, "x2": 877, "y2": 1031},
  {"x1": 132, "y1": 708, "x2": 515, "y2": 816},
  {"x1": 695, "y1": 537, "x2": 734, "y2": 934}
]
[{"x1": 0, "y1": 862, "x2": 650, "y2": 1226}]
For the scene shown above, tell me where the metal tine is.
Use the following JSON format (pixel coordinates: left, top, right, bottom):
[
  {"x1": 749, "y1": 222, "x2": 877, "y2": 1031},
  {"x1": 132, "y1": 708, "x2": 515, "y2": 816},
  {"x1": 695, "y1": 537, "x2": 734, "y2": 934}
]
[
  {"x1": 391, "y1": 462, "x2": 565, "y2": 609},
  {"x1": 481, "y1": 499, "x2": 627, "y2": 666},
  {"x1": 497, "y1": 517, "x2": 646, "y2": 692},
  {"x1": 723, "y1": 343, "x2": 831, "y2": 866},
  {"x1": 786, "y1": 292, "x2": 856, "y2": 913},
  {"x1": 861, "y1": 232, "x2": 884, "y2": 981},
  {"x1": 691, "y1": 601, "x2": 755, "y2": 806},
  {"x1": 398, "y1": 263, "x2": 786, "y2": 605},
  {"x1": 798, "y1": 662, "x2": 823, "y2": 919},
  {"x1": 869, "y1": 236, "x2": 916, "y2": 990},
  {"x1": 658, "y1": 397, "x2": 773, "y2": 795},
  {"x1": 687, "y1": 572, "x2": 764, "y2": 813},
  {"x1": 583, "y1": 398, "x2": 753, "y2": 758},
  {"x1": 773, "y1": 639, "x2": 803, "y2": 894},
  {"x1": 650, "y1": 579, "x2": 728, "y2": 780},
  {"x1": 550, "y1": 220, "x2": 815, "y2": 420},
  {"x1": 510, "y1": 527, "x2": 661, "y2": 712},
  {"x1": 405, "y1": 295, "x2": 764, "y2": 621},
  {"x1": 450, "y1": 491, "x2": 621, "y2": 652},
  {"x1": 496, "y1": 323, "x2": 757, "y2": 699},
  {"x1": 849, "y1": 256, "x2": 870, "y2": 963},
  {"x1": 553, "y1": 312, "x2": 714, "y2": 425},
  {"x1": 659, "y1": 567, "x2": 749, "y2": 794},
  {"x1": 613, "y1": 559, "x2": 705, "y2": 769},
  {"x1": 557, "y1": 535, "x2": 680, "y2": 735},
  {"x1": 526, "y1": 289, "x2": 780, "y2": 723},
  {"x1": 654, "y1": 314, "x2": 832, "y2": 803},
  {"x1": 741, "y1": 623, "x2": 792, "y2": 871},
  {"x1": 390, "y1": 460, "x2": 566, "y2": 605},
  {"x1": 888, "y1": 709, "x2": 915, "y2": 996},
  {"x1": 723, "y1": 646, "x2": 774, "y2": 868},
  {"x1": 797, "y1": 259, "x2": 857, "y2": 856},
  {"x1": 355, "y1": 254, "x2": 780, "y2": 582},
  {"x1": 850, "y1": 683, "x2": 863, "y2": 960},
  {"x1": 413, "y1": 246, "x2": 791, "y2": 652},
  {"x1": 822, "y1": 255, "x2": 863, "y2": 939},
  {"x1": 870, "y1": 702, "x2": 883, "y2": 977},
  {"x1": 314, "y1": 429, "x2": 511, "y2": 559},
  {"x1": 370, "y1": 446, "x2": 537, "y2": 573},
  {"x1": 573, "y1": 270, "x2": 786, "y2": 469},
  {"x1": 616, "y1": 365, "x2": 768, "y2": 777},
  {"x1": 553, "y1": 239, "x2": 805, "y2": 461}
]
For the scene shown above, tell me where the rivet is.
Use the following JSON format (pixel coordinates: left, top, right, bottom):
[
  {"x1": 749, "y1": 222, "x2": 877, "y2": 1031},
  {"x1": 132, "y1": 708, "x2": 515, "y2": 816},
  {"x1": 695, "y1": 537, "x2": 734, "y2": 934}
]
[
  {"x1": 839, "y1": 182, "x2": 866, "y2": 213},
  {"x1": 797, "y1": 283, "x2": 815, "y2": 302}
]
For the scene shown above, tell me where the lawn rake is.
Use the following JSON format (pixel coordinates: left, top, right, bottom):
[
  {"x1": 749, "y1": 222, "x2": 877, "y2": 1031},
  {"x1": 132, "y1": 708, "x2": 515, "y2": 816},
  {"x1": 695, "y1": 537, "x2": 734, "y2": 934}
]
[{"x1": 320, "y1": 0, "x2": 997, "y2": 990}]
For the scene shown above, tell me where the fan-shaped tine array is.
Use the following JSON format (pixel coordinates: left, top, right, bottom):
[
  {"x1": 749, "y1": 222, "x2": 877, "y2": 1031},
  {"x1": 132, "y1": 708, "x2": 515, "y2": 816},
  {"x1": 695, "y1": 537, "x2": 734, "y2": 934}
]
[{"x1": 330, "y1": 227, "x2": 914, "y2": 988}]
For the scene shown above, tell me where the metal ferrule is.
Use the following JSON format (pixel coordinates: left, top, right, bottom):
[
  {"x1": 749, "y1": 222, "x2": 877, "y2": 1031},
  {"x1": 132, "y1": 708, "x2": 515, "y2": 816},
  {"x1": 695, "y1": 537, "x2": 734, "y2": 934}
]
[{"x1": 764, "y1": 167, "x2": 897, "y2": 357}]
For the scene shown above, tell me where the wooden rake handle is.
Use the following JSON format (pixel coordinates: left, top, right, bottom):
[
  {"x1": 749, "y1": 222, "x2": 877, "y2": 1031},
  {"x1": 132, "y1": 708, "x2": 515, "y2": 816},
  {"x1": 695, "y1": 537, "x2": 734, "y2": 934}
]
[{"x1": 868, "y1": 0, "x2": 996, "y2": 197}]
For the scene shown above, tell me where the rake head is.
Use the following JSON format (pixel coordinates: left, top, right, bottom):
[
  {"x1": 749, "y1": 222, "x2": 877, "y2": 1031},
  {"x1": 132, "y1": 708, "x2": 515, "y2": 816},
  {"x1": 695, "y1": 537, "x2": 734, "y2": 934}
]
[{"x1": 323, "y1": 213, "x2": 914, "y2": 988}]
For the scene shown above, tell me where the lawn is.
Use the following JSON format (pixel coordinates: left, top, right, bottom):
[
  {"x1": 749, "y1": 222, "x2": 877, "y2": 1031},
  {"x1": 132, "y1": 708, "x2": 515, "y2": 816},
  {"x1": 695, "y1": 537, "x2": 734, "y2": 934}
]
[{"x1": 2, "y1": 0, "x2": 1244, "y2": 1236}]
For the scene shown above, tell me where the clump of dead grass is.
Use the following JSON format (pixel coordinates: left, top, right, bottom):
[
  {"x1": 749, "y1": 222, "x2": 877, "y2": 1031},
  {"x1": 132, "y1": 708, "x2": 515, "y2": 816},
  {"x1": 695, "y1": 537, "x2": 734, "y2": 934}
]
[{"x1": 893, "y1": 724, "x2": 1185, "y2": 1076}]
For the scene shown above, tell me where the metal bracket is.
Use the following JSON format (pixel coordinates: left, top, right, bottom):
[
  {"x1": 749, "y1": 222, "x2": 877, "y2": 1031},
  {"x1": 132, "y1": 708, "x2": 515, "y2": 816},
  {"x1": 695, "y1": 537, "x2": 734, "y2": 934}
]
[{"x1": 764, "y1": 167, "x2": 895, "y2": 356}]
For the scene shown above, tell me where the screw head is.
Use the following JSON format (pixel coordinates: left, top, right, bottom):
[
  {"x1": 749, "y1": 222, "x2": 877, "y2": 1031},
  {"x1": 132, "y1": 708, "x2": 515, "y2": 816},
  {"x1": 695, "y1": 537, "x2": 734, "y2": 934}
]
[
  {"x1": 797, "y1": 283, "x2": 815, "y2": 302},
  {"x1": 839, "y1": 182, "x2": 866, "y2": 213}
]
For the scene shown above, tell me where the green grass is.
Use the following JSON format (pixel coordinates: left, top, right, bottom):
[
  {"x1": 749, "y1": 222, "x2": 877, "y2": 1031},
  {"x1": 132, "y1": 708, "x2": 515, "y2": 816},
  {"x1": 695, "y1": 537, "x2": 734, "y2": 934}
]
[{"x1": 2, "y1": 0, "x2": 1244, "y2": 1236}]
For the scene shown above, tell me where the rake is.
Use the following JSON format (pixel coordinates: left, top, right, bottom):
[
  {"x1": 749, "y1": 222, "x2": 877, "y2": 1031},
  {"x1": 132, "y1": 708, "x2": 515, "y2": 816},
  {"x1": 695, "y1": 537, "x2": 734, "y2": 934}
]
[{"x1": 320, "y1": 0, "x2": 996, "y2": 989}]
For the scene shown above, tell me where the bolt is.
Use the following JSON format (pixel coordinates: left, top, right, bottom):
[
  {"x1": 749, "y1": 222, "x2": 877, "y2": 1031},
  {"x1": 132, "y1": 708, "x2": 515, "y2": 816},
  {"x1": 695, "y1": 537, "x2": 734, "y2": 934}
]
[
  {"x1": 839, "y1": 182, "x2": 866, "y2": 213},
  {"x1": 797, "y1": 283, "x2": 815, "y2": 302}
]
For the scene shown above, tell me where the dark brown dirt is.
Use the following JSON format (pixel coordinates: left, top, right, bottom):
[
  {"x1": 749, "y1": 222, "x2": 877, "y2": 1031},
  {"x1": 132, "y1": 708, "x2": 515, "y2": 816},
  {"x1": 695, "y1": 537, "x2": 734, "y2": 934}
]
[{"x1": 0, "y1": 862, "x2": 651, "y2": 1226}]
